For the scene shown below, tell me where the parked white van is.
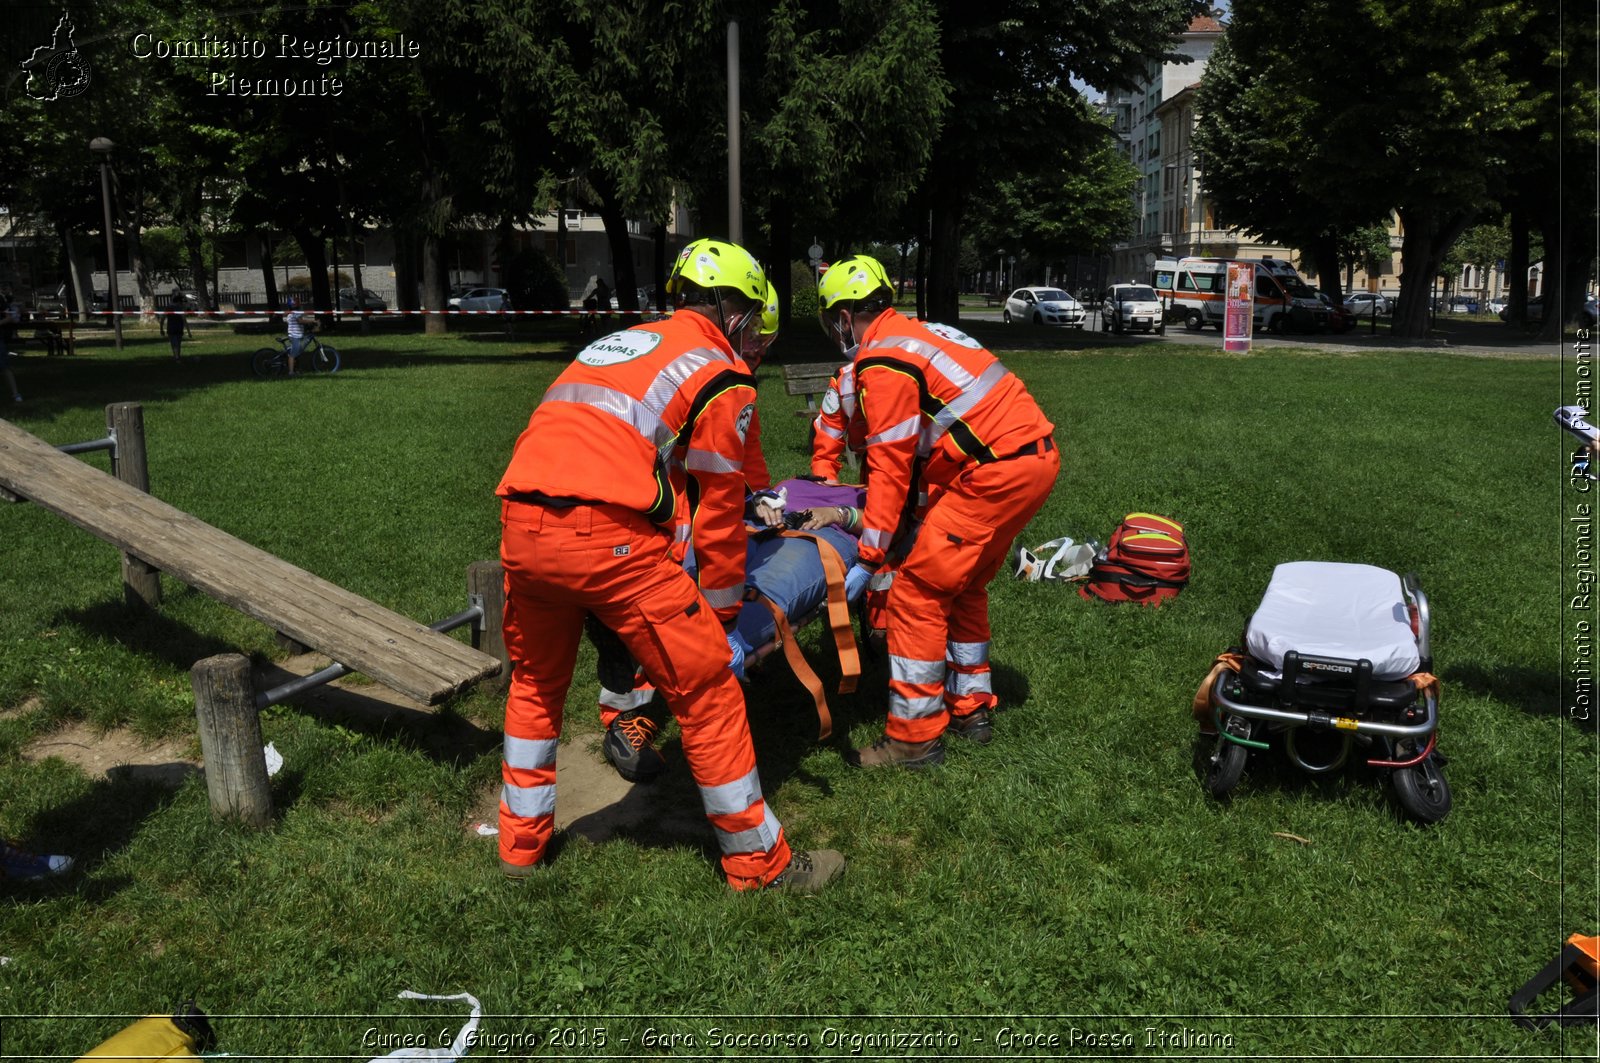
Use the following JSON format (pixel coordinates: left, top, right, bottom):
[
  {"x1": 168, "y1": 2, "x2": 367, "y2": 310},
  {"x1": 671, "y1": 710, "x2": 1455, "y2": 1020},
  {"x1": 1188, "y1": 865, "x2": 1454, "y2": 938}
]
[{"x1": 1153, "y1": 257, "x2": 1327, "y2": 333}]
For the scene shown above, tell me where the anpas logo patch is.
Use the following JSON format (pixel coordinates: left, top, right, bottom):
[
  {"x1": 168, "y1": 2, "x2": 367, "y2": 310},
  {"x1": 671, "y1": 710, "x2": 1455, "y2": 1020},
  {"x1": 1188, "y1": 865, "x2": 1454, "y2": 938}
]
[
  {"x1": 922, "y1": 322, "x2": 983, "y2": 349},
  {"x1": 577, "y1": 329, "x2": 663, "y2": 366},
  {"x1": 735, "y1": 403, "x2": 755, "y2": 442}
]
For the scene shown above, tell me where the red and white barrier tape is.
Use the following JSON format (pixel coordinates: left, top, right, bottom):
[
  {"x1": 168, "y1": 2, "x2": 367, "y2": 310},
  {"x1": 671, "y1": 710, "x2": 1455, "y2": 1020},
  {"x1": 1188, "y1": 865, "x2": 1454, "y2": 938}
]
[{"x1": 90, "y1": 308, "x2": 673, "y2": 317}]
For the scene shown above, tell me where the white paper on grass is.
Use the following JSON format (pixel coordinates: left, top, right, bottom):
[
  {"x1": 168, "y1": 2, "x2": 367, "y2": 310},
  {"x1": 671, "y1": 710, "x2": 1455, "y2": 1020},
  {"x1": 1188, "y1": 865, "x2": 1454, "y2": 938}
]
[
  {"x1": 263, "y1": 743, "x2": 283, "y2": 777},
  {"x1": 1245, "y1": 562, "x2": 1420, "y2": 681},
  {"x1": 366, "y1": 990, "x2": 482, "y2": 1061}
]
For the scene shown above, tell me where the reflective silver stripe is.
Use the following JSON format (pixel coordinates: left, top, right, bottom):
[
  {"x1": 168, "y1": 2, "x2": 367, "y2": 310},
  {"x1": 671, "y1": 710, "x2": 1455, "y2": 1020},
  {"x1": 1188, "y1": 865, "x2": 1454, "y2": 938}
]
[
  {"x1": 868, "y1": 570, "x2": 894, "y2": 591},
  {"x1": 641, "y1": 347, "x2": 730, "y2": 419},
  {"x1": 543, "y1": 382, "x2": 674, "y2": 453},
  {"x1": 928, "y1": 361, "x2": 1008, "y2": 441},
  {"x1": 867, "y1": 414, "x2": 920, "y2": 446},
  {"x1": 814, "y1": 419, "x2": 846, "y2": 441},
  {"x1": 891, "y1": 655, "x2": 946, "y2": 685},
  {"x1": 926, "y1": 348, "x2": 980, "y2": 391},
  {"x1": 502, "y1": 782, "x2": 556, "y2": 819},
  {"x1": 889, "y1": 692, "x2": 946, "y2": 720},
  {"x1": 945, "y1": 670, "x2": 993, "y2": 696},
  {"x1": 674, "y1": 523, "x2": 692, "y2": 542},
  {"x1": 598, "y1": 686, "x2": 653, "y2": 711},
  {"x1": 685, "y1": 447, "x2": 742, "y2": 473},
  {"x1": 715, "y1": 805, "x2": 782, "y2": 856},
  {"x1": 867, "y1": 334, "x2": 944, "y2": 361},
  {"x1": 700, "y1": 767, "x2": 764, "y2": 816},
  {"x1": 701, "y1": 583, "x2": 744, "y2": 610},
  {"x1": 947, "y1": 640, "x2": 991, "y2": 667},
  {"x1": 861, "y1": 528, "x2": 892, "y2": 551},
  {"x1": 503, "y1": 735, "x2": 558, "y2": 770}
]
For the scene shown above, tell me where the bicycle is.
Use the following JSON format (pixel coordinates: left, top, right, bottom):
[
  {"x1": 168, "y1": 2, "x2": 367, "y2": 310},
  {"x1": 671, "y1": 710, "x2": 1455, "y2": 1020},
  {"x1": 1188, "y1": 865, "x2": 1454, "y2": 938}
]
[{"x1": 250, "y1": 333, "x2": 340, "y2": 378}]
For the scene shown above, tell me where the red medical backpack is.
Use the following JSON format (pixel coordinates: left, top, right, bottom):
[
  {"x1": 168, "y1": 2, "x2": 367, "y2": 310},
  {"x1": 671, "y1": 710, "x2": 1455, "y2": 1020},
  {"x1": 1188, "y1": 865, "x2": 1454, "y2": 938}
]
[{"x1": 1078, "y1": 513, "x2": 1190, "y2": 605}]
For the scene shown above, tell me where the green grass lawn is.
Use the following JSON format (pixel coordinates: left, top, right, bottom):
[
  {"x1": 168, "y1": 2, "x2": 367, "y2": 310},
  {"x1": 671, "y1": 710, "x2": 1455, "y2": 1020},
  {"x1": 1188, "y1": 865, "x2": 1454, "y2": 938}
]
[{"x1": 0, "y1": 322, "x2": 1593, "y2": 1058}]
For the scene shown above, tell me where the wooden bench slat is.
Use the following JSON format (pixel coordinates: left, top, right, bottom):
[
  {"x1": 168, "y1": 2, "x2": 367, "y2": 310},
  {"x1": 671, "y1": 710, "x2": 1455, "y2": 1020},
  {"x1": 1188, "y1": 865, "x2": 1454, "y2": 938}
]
[{"x1": 0, "y1": 419, "x2": 499, "y2": 704}]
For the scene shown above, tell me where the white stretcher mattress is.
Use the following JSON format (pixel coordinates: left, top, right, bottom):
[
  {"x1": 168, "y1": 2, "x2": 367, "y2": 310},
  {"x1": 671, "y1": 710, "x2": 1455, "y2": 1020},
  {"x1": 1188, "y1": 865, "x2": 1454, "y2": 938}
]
[{"x1": 1245, "y1": 561, "x2": 1421, "y2": 681}]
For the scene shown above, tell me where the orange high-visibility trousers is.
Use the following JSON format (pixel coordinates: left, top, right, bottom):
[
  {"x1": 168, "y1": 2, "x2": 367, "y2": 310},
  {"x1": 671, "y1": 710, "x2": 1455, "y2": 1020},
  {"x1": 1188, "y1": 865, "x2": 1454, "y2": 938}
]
[
  {"x1": 498, "y1": 500, "x2": 790, "y2": 888},
  {"x1": 884, "y1": 444, "x2": 1060, "y2": 743}
]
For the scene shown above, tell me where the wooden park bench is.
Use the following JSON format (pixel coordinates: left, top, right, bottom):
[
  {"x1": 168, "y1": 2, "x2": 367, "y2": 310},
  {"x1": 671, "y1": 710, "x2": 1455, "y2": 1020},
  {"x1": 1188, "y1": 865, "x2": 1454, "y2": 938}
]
[
  {"x1": 781, "y1": 361, "x2": 842, "y2": 415},
  {"x1": 0, "y1": 405, "x2": 506, "y2": 827}
]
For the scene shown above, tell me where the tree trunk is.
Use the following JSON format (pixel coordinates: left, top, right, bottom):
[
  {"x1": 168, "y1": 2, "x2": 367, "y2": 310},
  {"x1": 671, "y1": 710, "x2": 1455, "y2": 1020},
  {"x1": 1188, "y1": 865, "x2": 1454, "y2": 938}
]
[
  {"x1": 394, "y1": 229, "x2": 419, "y2": 313},
  {"x1": 596, "y1": 191, "x2": 638, "y2": 313},
  {"x1": 1506, "y1": 206, "x2": 1529, "y2": 324},
  {"x1": 769, "y1": 194, "x2": 793, "y2": 331},
  {"x1": 1391, "y1": 207, "x2": 1472, "y2": 338},
  {"x1": 925, "y1": 165, "x2": 963, "y2": 323},
  {"x1": 421, "y1": 231, "x2": 446, "y2": 335},
  {"x1": 61, "y1": 222, "x2": 92, "y2": 323},
  {"x1": 915, "y1": 215, "x2": 929, "y2": 320},
  {"x1": 110, "y1": 165, "x2": 155, "y2": 322},
  {"x1": 1308, "y1": 232, "x2": 1341, "y2": 302},
  {"x1": 291, "y1": 226, "x2": 330, "y2": 315},
  {"x1": 653, "y1": 223, "x2": 667, "y2": 312},
  {"x1": 257, "y1": 232, "x2": 280, "y2": 318}
]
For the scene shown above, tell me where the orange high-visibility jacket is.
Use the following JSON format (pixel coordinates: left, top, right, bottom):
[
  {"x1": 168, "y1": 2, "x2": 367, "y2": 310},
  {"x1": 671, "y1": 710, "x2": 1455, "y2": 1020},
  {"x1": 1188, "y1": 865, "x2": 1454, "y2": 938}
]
[
  {"x1": 852, "y1": 309, "x2": 1055, "y2": 569},
  {"x1": 810, "y1": 362, "x2": 867, "y2": 480},
  {"x1": 497, "y1": 312, "x2": 766, "y2": 625}
]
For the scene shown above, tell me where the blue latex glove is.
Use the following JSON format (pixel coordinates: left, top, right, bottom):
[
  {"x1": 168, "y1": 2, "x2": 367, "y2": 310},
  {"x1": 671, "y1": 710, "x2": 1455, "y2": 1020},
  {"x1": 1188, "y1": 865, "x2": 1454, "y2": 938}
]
[
  {"x1": 844, "y1": 563, "x2": 873, "y2": 604},
  {"x1": 727, "y1": 630, "x2": 750, "y2": 680}
]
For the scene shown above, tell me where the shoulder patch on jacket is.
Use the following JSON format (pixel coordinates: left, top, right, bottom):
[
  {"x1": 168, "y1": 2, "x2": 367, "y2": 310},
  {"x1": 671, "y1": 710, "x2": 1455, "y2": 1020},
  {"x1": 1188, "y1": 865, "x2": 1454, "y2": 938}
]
[
  {"x1": 577, "y1": 329, "x2": 663, "y2": 366},
  {"x1": 922, "y1": 321, "x2": 983, "y2": 349},
  {"x1": 735, "y1": 403, "x2": 755, "y2": 442},
  {"x1": 821, "y1": 388, "x2": 841, "y2": 415}
]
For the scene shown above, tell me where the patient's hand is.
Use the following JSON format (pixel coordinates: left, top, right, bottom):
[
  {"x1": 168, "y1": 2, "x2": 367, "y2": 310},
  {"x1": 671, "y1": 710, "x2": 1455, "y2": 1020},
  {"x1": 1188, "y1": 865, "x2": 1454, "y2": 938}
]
[{"x1": 799, "y1": 507, "x2": 843, "y2": 530}]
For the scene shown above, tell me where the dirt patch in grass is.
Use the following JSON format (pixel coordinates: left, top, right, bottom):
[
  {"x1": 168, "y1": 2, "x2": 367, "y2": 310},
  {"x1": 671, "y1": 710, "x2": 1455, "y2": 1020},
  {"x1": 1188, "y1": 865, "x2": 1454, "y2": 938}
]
[{"x1": 22, "y1": 722, "x2": 199, "y2": 787}]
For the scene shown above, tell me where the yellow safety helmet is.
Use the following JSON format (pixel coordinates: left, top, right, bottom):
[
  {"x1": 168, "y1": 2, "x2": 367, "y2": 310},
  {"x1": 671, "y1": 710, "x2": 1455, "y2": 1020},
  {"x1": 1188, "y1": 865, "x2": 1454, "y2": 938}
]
[
  {"x1": 666, "y1": 238, "x2": 767, "y2": 302},
  {"x1": 817, "y1": 255, "x2": 893, "y2": 309},
  {"x1": 759, "y1": 280, "x2": 779, "y2": 335}
]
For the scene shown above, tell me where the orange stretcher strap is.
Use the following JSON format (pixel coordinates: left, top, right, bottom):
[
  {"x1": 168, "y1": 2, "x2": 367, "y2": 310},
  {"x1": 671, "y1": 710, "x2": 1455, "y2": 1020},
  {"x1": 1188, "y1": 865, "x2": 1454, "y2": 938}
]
[
  {"x1": 1191, "y1": 651, "x2": 1248, "y2": 732},
  {"x1": 780, "y1": 530, "x2": 861, "y2": 694},
  {"x1": 758, "y1": 596, "x2": 833, "y2": 741}
]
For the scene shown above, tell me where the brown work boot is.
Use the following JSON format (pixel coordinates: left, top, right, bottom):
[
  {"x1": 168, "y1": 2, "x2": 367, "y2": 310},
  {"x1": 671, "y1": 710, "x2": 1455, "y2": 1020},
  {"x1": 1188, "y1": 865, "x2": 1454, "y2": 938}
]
[
  {"x1": 946, "y1": 708, "x2": 994, "y2": 744},
  {"x1": 765, "y1": 849, "x2": 846, "y2": 893},
  {"x1": 848, "y1": 733, "x2": 945, "y2": 769}
]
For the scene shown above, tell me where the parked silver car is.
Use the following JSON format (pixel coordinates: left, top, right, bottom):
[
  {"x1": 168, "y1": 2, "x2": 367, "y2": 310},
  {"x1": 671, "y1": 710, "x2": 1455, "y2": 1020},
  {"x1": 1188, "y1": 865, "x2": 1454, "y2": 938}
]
[
  {"x1": 1343, "y1": 292, "x2": 1391, "y2": 316},
  {"x1": 338, "y1": 287, "x2": 388, "y2": 311},
  {"x1": 1003, "y1": 286, "x2": 1085, "y2": 328},
  {"x1": 1100, "y1": 284, "x2": 1164, "y2": 334},
  {"x1": 448, "y1": 287, "x2": 510, "y2": 312}
]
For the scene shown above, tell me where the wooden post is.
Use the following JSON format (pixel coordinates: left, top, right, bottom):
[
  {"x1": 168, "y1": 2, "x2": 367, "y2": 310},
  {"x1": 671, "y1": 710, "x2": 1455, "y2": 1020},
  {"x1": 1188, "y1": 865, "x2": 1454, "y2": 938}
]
[
  {"x1": 106, "y1": 402, "x2": 162, "y2": 608},
  {"x1": 191, "y1": 653, "x2": 273, "y2": 828},
  {"x1": 468, "y1": 560, "x2": 510, "y2": 693}
]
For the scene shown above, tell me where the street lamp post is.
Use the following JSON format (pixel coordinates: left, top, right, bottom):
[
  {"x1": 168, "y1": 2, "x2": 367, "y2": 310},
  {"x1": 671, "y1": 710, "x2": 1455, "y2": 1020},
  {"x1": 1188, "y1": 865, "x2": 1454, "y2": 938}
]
[{"x1": 89, "y1": 137, "x2": 122, "y2": 350}]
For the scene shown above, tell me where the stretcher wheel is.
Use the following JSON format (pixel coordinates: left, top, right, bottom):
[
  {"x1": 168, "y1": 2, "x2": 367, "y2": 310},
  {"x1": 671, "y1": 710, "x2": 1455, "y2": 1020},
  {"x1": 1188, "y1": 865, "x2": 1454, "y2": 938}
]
[
  {"x1": 1203, "y1": 715, "x2": 1251, "y2": 797},
  {"x1": 1392, "y1": 742, "x2": 1452, "y2": 824}
]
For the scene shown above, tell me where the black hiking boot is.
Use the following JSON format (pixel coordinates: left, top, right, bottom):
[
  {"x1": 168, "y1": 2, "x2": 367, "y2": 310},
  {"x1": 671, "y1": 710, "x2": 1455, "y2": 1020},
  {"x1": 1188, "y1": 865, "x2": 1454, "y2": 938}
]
[{"x1": 603, "y1": 709, "x2": 666, "y2": 783}]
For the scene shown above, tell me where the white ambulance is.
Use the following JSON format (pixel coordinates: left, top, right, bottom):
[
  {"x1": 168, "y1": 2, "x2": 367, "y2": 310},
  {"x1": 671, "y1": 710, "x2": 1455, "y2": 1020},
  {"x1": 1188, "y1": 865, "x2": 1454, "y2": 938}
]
[{"x1": 1153, "y1": 257, "x2": 1328, "y2": 334}]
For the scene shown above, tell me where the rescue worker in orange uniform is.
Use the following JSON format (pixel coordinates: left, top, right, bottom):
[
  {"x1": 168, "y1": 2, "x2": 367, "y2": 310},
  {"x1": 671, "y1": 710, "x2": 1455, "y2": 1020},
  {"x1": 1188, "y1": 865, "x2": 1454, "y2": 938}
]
[
  {"x1": 593, "y1": 279, "x2": 785, "y2": 784},
  {"x1": 809, "y1": 360, "x2": 866, "y2": 483},
  {"x1": 819, "y1": 255, "x2": 1059, "y2": 768},
  {"x1": 495, "y1": 239, "x2": 842, "y2": 890}
]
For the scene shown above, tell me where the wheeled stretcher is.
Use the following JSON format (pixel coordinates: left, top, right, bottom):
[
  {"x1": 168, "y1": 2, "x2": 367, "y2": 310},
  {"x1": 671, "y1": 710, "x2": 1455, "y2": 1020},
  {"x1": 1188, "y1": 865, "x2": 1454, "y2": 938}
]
[{"x1": 1194, "y1": 561, "x2": 1450, "y2": 823}]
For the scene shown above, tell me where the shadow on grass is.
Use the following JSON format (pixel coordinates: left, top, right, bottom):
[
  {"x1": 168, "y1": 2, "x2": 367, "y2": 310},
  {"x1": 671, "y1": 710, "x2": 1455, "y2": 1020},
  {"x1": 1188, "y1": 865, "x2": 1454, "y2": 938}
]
[
  {"x1": 1188, "y1": 729, "x2": 1446, "y2": 825},
  {"x1": 9, "y1": 771, "x2": 190, "y2": 904},
  {"x1": 1442, "y1": 661, "x2": 1571, "y2": 723},
  {"x1": 57, "y1": 597, "x2": 239, "y2": 675}
]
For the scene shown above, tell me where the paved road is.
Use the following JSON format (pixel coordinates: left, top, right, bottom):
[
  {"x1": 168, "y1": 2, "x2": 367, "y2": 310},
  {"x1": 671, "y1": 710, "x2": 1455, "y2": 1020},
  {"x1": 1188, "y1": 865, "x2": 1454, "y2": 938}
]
[{"x1": 959, "y1": 306, "x2": 1567, "y2": 358}]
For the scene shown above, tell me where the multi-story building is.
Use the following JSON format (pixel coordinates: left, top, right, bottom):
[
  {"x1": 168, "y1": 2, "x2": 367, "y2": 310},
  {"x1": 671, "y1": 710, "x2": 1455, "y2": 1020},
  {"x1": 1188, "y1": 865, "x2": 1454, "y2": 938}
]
[{"x1": 1106, "y1": 13, "x2": 1298, "y2": 284}]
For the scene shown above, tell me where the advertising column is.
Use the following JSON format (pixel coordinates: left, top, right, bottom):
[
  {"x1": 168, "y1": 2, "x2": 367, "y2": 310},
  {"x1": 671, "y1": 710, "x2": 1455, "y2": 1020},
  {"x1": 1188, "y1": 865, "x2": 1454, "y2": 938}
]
[{"x1": 1224, "y1": 262, "x2": 1253, "y2": 353}]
